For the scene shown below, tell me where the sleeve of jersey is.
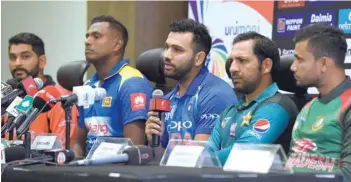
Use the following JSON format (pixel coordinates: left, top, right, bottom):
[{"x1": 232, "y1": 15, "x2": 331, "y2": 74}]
[
  {"x1": 216, "y1": 103, "x2": 290, "y2": 165},
  {"x1": 205, "y1": 118, "x2": 222, "y2": 151},
  {"x1": 195, "y1": 89, "x2": 237, "y2": 135},
  {"x1": 119, "y1": 77, "x2": 153, "y2": 126},
  {"x1": 77, "y1": 106, "x2": 86, "y2": 129},
  {"x1": 341, "y1": 109, "x2": 351, "y2": 182}
]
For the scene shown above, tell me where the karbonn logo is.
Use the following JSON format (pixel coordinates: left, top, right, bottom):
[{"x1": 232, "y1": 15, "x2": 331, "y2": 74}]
[
  {"x1": 278, "y1": 48, "x2": 295, "y2": 56},
  {"x1": 168, "y1": 121, "x2": 193, "y2": 132}
]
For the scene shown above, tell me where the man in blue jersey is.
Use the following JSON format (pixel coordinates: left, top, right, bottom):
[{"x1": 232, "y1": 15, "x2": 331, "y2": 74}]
[
  {"x1": 145, "y1": 19, "x2": 238, "y2": 150},
  {"x1": 206, "y1": 32, "x2": 298, "y2": 165},
  {"x1": 74, "y1": 15, "x2": 153, "y2": 156}
]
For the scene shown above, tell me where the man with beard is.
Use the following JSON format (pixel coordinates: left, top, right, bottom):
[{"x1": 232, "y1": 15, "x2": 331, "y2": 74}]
[
  {"x1": 285, "y1": 24, "x2": 350, "y2": 181},
  {"x1": 6, "y1": 32, "x2": 78, "y2": 147},
  {"x1": 206, "y1": 32, "x2": 298, "y2": 165},
  {"x1": 74, "y1": 15, "x2": 153, "y2": 156},
  {"x1": 145, "y1": 19, "x2": 237, "y2": 151}
]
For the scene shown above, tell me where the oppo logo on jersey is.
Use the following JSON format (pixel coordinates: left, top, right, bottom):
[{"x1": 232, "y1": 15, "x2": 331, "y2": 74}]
[{"x1": 168, "y1": 120, "x2": 193, "y2": 132}]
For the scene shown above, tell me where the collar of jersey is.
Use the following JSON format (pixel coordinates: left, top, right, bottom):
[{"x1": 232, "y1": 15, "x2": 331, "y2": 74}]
[
  {"x1": 172, "y1": 67, "x2": 209, "y2": 97},
  {"x1": 89, "y1": 59, "x2": 130, "y2": 83},
  {"x1": 238, "y1": 82, "x2": 279, "y2": 106}
]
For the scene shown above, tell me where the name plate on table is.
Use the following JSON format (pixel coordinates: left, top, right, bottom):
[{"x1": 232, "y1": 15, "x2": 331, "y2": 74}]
[
  {"x1": 31, "y1": 136, "x2": 57, "y2": 150},
  {"x1": 223, "y1": 144, "x2": 290, "y2": 174},
  {"x1": 166, "y1": 145, "x2": 204, "y2": 167},
  {"x1": 91, "y1": 142, "x2": 124, "y2": 159}
]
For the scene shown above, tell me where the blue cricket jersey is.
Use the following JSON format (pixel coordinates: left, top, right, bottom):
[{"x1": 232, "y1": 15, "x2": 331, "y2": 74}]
[
  {"x1": 161, "y1": 67, "x2": 238, "y2": 148},
  {"x1": 78, "y1": 59, "x2": 153, "y2": 154}
]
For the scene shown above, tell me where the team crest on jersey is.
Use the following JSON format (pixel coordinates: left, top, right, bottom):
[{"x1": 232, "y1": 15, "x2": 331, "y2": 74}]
[
  {"x1": 187, "y1": 103, "x2": 192, "y2": 116},
  {"x1": 102, "y1": 97, "x2": 112, "y2": 107},
  {"x1": 253, "y1": 119, "x2": 270, "y2": 133},
  {"x1": 312, "y1": 115, "x2": 324, "y2": 131},
  {"x1": 221, "y1": 117, "x2": 231, "y2": 128},
  {"x1": 229, "y1": 123, "x2": 237, "y2": 137}
]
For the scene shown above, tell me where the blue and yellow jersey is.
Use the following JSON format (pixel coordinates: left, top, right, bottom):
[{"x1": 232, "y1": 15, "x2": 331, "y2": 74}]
[{"x1": 78, "y1": 59, "x2": 153, "y2": 153}]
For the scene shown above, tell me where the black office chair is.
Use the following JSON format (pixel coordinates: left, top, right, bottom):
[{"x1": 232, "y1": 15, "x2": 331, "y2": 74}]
[{"x1": 56, "y1": 60, "x2": 91, "y2": 91}]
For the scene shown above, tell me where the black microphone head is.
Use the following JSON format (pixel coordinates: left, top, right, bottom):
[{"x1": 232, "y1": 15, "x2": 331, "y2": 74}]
[
  {"x1": 33, "y1": 97, "x2": 51, "y2": 112},
  {"x1": 6, "y1": 78, "x2": 18, "y2": 89},
  {"x1": 123, "y1": 145, "x2": 153, "y2": 165},
  {"x1": 5, "y1": 146, "x2": 26, "y2": 162}
]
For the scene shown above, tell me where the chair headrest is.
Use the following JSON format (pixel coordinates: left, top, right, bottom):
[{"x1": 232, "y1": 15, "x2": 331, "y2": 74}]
[
  {"x1": 276, "y1": 54, "x2": 307, "y2": 95},
  {"x1": 225, "y1": 54, "x2": 307, "y2": 95},
  {"x1": 57, "y1": 60, "x2": 90, "y2": 91},
  {"x1": 136, "y1": 48, "x2": 165, "y2": 84}
]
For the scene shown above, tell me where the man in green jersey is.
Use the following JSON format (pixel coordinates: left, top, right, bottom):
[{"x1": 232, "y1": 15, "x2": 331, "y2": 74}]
[{"x1": 286, "y1": 24, "x2": 351, "y2": 181}]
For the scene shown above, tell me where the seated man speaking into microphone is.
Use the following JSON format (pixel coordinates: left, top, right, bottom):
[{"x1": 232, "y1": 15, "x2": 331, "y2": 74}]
[
  {"x1": 206, "y1": 32, "x2": 298, "y2": 165},
  {"x1": 145, "y1": 19, "x2": 237, "y2": 150},
  {"x1": 5, "y1": 32, "x2": 78, "y2": 146},
  {"x1": 74, "y1": 15, "x2": 153, "y2": 156}
]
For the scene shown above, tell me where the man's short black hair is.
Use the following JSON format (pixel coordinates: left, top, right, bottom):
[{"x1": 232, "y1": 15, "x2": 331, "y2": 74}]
[
  {"x1": 169, "y1": 19, "x2": 212, "y2": 58},
  {"x1": 8, "y1": 32, "x2": 45, "y2": 56},
  {"x1": 233, "y1": 31, "x2": 280, "y2": 81},
  {"x1": 293, "y1": 23, "x2": 347, "y2": 68},
  {"x1": 91, "y1": 15, "x2": 129, "y2": 56}
]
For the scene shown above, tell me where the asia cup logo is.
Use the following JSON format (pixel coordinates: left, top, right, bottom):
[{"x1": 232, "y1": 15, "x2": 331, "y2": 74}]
[{"x1": 189, "y1": 0, "x2": 231, "y2": 84}]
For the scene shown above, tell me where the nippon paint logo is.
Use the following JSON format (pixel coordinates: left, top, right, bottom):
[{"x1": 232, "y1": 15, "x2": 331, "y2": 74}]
[
  {"x1": 277, "y1": 13, "x2": 304, "y2": 36},
  {"x1": 308, "y1": 10, "x2": 336, "y2": 25}
]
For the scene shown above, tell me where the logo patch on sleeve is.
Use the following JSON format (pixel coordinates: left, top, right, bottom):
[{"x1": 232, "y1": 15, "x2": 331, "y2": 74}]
[
  {"x1": 130, "y1": 93, "x2": 146, "y2": 111},
  {"x1": 253, "y1": 119, "x2": 270, "y2": 133},
  {"x1": 102, "y1": 97, "x2": 112, "y2": 107}
]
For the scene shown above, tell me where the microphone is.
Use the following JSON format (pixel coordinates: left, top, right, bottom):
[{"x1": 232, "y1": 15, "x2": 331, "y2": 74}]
[
  {"x1": 2, "y1": 145, "x2": 26, "y2": 163},
  {"x1": 16, "y1": 86, "x2": 61, "y2": 138},
  {"x1": 149, "y1": 89, "x2": 170, "y2": 147},
  {"x1": 6, "y1": 95, "x2": 34, "y2": 133},
  {"x1": 1, "y1": 81, "x2": 14, "y2": 98},
  {"x1": 1, "y1": 76, "x2": 43, "y2": 107},
  {"x1": 1, "y1": 97, "x2": 23, "y2": 135},
  {"x1": 51, "y1": 85, "x2": 106, "y2": 107},
  {"x1": 68, "y1": 145, "x2": 153, "y2": 166},
  {"x1": 6, "y1": 78, "x2": 19, "y2": 89}
]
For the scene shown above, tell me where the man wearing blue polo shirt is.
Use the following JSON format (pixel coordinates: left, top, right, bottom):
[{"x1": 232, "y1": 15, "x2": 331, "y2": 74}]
[
  {"x1": 206, "y1": 32, "x2": 298, "y2": 165},
  {"x1": 145, "y1": 19, "x2": 238, "y2": 150},
  {"x1": 74, "y1": 15, "x2": 153, "y2": 156}
]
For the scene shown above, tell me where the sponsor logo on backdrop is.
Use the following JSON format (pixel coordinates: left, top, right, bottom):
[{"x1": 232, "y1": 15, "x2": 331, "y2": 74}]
[
  {"x1": 276, "y1": 13, "x2": 304, "y2": 36},
  {"x1": 345, "y1": 39, "x2": 351, "y2": 63},
  {"x1": 338, "y1": 9, "x2": 351, "y2": 34},
  {"x1": 308, "y1": 10, "x2": 336, "y2": 25},
  {"x1": 224, "y1": 20, "x2": 261, "y2": 36},
  {"x1": 278, "y1": 48, "x2": 295, "y2": 56},
  {"x1": 307, "y1": 0, "x2": 335, "y2": 6},
  {"x1": 278, "y1": 0, "x2": 305, "y2": 9}
]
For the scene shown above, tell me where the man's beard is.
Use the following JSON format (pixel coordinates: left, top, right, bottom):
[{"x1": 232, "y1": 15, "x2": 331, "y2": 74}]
[
  {"x1": 11, "y1": 64, "x2": 40, "y2": 81},
  {"x1": 164, "y1": 56, "x2": 194, "y2": 81}
]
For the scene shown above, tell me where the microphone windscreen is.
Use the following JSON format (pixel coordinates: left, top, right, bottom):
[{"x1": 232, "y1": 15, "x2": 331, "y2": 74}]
[
  {"x1": 6, "y1": 78, "x2": 18, "y2": 89},
  {"x1": 152, "y1": 89, "x2": 164, "y2": 98},
  {"x1": 123, "y1": 145, "x2": 153, "y2": 165},
  {"x1": 33, "y1": 85, "x2": 61, "y2": 112},
  {"x1": 5, "y1": 146, "x2": 26, "y2": 162}
]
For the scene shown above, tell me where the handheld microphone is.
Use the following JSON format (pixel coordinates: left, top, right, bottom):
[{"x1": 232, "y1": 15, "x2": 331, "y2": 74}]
[
  {"x1": 2, "y1": 145, "x2": 26, "y2": 163},
  {"x1": 1, "y1": 81, "x2": 13, "y2": 98},
  {"x1": 6, "y1": 78, "x2": 18, "y2": 89},
  {"x1": 1, "y1": 97, "x2": 23, "y2": 135},
  {"x1": 68, "y1": 145, "x2": 153, "y2": 166},
  {"x1": 149, "y1": 89, "x2": 170, "y2": 147},
  {"x1": 16, "y1": 86, "x2": 61, "y2": 137},
  {"x1": 1, "y1": 77, "x2": 43, "y2": 107}
]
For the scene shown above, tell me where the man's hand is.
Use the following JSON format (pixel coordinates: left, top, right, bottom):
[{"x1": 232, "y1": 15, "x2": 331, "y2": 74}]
[{"x1": 145, "y1": 111, "x2": 163, "y2": 143}]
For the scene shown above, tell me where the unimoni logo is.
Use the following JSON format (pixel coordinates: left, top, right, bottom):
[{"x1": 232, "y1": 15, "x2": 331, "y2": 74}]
[{"x1": 224, "y1": 21, "x2": 260, "y2": 36}]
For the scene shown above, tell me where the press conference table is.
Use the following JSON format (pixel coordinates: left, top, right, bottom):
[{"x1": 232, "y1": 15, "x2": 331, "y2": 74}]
[{"x1": 2, "y1": 163, "x2": 344, "y2": 182}]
